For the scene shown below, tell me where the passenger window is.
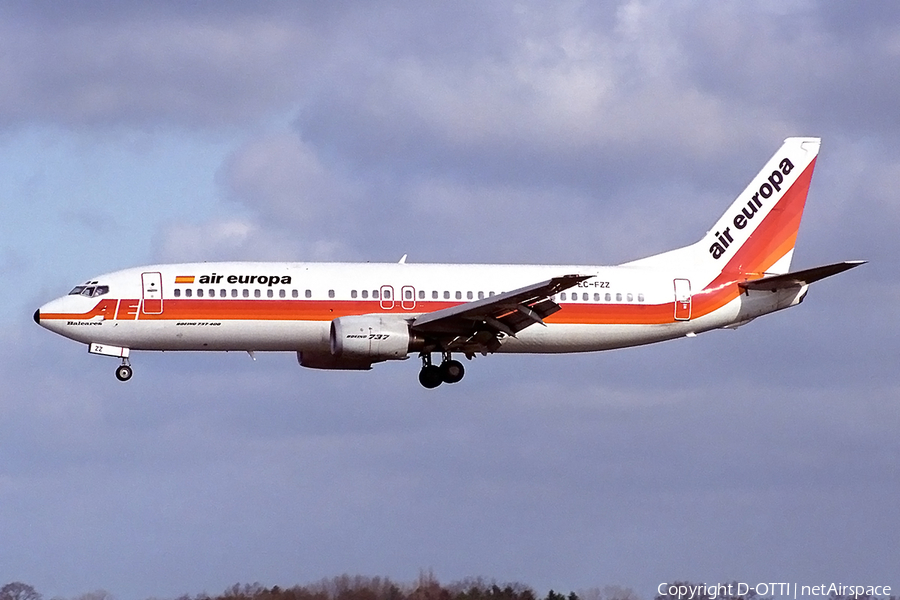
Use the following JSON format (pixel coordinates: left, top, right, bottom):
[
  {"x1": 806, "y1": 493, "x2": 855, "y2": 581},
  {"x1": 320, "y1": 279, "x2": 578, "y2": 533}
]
[
  {"x1": 489, "y1": 291, "x2": 494, "y2": 296},
  {"x1": 243, "y1": 289, "x2": 249, "y2": 298},
  {"x1": 627, "y1": 293, "x2": 633, "y2": 302},
  {"x1": 561, "y1": 292, "x2": 567, "y2": 301},
  {"x1": 467, "y1": 291, "x2": 473, "y2": 300},
  {"x1": 373, "y1": 290, "x2": 379, "y2": 299},
  {"x1": 220, "y1": 289, "x2": 227, "y2": 298},
  {"x1": 328, "y1": 289, "x2": 334, "y2": 299},
  {"x1": 383, "y1": 290, "x2": 391, "y2": 299},
  {"x1": 594, "y1": 293, "x2": 600, "y2": 301},
  {"x1": 478, "y1": 291, "x2": 484, "y2": 299},
  {"x1": 583, "y1": 293, "x2": 588, "y2": 301},
  {"x1": 174, "y1": 289, "x2": 181, "y2": 298},
  {"x1": 443, "y1": 291, "x2": 450, "y2": 300},
  {"x1": 405, "y1": 290, "x2": 412, "y2": 300},
  {"x1": 254, "y1": 289, "x2": 261, "y2": 298},
  {"x1": 209, "y1": 289, "x2": 215, "y2": 297},
  {"x1": 432, "y1": 291, "x2": 438, "y2": 299},
  {"x1": 418, "y1": 290, "x2": 425, "y2": 300},
  {"x1": 616, "y1": 293, "x2": 622, "y2": 302},
  {"x1": 292, "y1": 290, "x2": 298, "y2": 298},
  {"x1": 638, "y1": 293, "x2": 644, "y2": 302},
  {"x1": 362, "y1": 290, "x2": 368, "y2": 299},
  {"x1": 279, "y1": 289, "x2": 286, "y2": 298},
  {"x1": 185, "y1": 289, "x2": 192, "y2": 298},
  {"x1": 605, "y1": 293, "x2": 611, "y2": 302},
  {"x1": 455, "y1": 291, "x2": 462, "y2": 300},
  {"x1": 268, "y1": 289, "x2": 274, "y2": 298},
  {"x1": 231, "y1": 289, "x2": 238, "y2": 298},
  {"x1": 351, "y1": 290, "x2": 358, "y2": 299},
  {"x1": 197, "y1": 289, "x2": 204, "y2": 298},
  {"x1": 305, "y1": 289, "x2": 312, "y2": 298}
]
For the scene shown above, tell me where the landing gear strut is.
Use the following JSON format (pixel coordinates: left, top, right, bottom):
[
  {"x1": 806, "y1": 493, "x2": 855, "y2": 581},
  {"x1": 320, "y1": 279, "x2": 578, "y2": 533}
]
[
  {"x1": 418, "y1": 351, "x2": 465, "y2": 388},
  {"x1": 115, "y1": 358, "x2": 133, "y2": 382}
]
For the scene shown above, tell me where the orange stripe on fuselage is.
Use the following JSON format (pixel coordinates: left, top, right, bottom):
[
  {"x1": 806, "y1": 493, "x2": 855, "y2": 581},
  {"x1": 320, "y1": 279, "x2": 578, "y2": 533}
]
[{"x1": 41, "y1": 298, "x2": 686, "y2": 326}]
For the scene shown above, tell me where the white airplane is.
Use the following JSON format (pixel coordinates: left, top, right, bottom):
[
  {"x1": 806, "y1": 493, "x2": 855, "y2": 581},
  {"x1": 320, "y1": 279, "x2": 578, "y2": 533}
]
[{"x1": 35, "y1": 137, "x2": 863, "y2": 388}]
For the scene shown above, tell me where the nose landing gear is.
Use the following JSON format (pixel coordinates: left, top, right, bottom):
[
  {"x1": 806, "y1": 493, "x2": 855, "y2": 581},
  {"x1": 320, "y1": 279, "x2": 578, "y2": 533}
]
[
  {"x1": 418, "y1": 351, "x2": 465, "y2": 388},
  {"x1": 88, "y1": 343, "x2": 134, "y2": 382},
  {"x1": 115, "y1": 359, "x2": 133, "y2": 382}
]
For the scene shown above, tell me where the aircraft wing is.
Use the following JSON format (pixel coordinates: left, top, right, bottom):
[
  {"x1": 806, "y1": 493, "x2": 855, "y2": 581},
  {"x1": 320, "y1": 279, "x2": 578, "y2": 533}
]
[
  {"x1": 411, "y1": 274, "x2": 592, "y2": 354},
  {"x1": 738, "y1": 260, "x2": 866, "y2": 292}
]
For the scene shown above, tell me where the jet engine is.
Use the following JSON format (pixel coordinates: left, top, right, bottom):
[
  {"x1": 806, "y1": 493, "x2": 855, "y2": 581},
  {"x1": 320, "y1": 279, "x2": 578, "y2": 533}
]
[{"x1": 329, "y1": 314, "x2": 419, "y2": 361}]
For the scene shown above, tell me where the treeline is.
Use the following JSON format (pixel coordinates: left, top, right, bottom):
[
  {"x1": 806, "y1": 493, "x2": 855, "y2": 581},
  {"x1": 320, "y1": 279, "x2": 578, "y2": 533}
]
[
  {"x1": 3, "y1": 577, "x2": 897, "y2": 600},
  {"x1": 182, "y1": 575, "x2": 639, "y2": 600},
  {"x1": 2, "y1": 576, "x2": 638, "y2": 600}
]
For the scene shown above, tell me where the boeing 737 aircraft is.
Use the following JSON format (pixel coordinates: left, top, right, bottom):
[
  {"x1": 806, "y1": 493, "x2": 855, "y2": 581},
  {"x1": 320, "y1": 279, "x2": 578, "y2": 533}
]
[{"x1": 35, "y1": 137, "x2": 863, "y2": 388}]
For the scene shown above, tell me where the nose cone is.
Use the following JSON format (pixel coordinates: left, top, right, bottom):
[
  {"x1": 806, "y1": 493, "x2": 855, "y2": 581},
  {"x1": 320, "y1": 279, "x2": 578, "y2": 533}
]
[{"x1": 33, "y1": 308, "x2": 41, "y2": 325}]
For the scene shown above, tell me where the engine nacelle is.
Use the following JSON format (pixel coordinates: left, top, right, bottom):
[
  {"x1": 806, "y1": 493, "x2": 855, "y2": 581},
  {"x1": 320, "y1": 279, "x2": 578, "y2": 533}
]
[{"x1": 330, "y1": 314, "x2": 414, "y2": 362}]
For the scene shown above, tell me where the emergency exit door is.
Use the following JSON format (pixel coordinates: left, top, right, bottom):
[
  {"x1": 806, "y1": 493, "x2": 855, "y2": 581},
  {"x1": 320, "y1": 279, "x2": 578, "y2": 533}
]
[{"x1": 674, "y1": 278, "x2": 691, "y2": 321}]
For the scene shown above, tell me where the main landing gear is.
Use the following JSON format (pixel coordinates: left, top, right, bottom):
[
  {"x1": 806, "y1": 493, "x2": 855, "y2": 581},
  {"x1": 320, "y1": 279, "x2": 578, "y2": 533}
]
[
  {"x1": 115, "y1": 358, "x2": 133, "y2": 382},
  {"x1": 418, "y1": 351, "x2": 465, "y2": 389}
]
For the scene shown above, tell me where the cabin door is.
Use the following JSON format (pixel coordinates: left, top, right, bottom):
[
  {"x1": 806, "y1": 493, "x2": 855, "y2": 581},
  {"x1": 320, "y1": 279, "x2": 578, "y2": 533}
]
[
  {"x1": 674, "y1": 278, "x2": 692, "y2": 321},
  {"x1": 141, "y1": 272, "x2": 164, "y2": 315}
]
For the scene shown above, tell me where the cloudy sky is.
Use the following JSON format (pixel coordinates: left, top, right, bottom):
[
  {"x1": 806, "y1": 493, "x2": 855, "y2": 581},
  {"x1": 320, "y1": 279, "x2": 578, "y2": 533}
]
[{"x1": 2, "y1": 2, "x2": 898, "y2": 599}]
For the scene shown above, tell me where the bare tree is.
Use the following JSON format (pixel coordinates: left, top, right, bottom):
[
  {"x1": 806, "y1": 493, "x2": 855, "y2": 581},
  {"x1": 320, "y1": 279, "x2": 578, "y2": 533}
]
[{"x1": 1, "y1": 583, "x2": 41, "y2": 600}]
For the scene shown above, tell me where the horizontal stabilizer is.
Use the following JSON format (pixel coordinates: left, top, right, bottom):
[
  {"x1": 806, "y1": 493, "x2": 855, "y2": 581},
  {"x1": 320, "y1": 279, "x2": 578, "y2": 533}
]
[{"x1": 738, "y1": 260, "x2": 866, "y2": 292}]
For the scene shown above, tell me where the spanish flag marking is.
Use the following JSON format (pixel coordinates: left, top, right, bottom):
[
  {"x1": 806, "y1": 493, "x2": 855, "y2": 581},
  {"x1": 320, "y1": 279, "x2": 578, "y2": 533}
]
[{"x1": 174, "y1": 275, "x2": 195, "y2": 284}]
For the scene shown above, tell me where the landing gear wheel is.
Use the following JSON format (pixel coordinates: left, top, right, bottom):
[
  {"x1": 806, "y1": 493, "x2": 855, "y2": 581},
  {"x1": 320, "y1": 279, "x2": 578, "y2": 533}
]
[
  {"x1": 115, "y1": 364, "x2": 133, "y2": 382},
  {"x1": 418, "y1": 364, "x2": 443, "y2": 389},
  {"x1": 440, "y1": 359, "x2": 465, "y2": 384}
]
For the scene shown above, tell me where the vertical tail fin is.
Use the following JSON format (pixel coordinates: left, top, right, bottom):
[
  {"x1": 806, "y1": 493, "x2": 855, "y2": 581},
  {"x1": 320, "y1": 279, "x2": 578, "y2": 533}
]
[
  {"x1": 626, "y1": 137, "x2": 821, "y2": 281},
  {"x1": 703, "y1": 137, "x2": 820, "y2": 276}
]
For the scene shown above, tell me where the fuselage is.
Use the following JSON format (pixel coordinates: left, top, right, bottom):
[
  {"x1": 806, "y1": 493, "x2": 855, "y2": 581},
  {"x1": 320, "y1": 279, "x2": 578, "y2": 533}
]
[{"x1": 35, "y1": 259, "x2": 799, "y2": 355}]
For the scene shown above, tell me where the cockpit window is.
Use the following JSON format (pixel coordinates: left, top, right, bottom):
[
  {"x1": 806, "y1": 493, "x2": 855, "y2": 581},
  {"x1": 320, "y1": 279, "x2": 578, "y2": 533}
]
[{"x1": 68, "y1": 285, "x2": 110, "y2": 297}]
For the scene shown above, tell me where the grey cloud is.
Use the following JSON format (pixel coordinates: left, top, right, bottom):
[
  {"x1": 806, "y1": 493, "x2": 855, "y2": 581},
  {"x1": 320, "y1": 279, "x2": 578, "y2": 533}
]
[
  {"x1": 0, "y1": 2, "x2": 517, "y2": 131},
  {"x1": 675, "y1": 3, "x2": 900, "y2": 138},
  {"x1": 219, "y1": 134, "x2": 358, "y2": 226},
  {"x1": 0, "y1": 8, "x2": 317, "y2": 128},
  {"x1": 3, "y1": 1, "x2": 898, "y2": 150}
]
